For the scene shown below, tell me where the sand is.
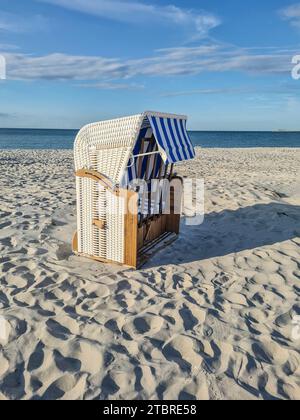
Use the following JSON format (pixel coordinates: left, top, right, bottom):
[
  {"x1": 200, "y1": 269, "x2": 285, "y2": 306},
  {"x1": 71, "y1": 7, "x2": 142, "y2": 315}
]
[{"x1": 0, "y1": 147, "x2": 299, "y2": 400}]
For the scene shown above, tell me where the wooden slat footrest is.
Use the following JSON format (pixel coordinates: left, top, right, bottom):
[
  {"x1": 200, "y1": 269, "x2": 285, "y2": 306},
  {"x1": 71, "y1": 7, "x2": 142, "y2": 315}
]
[{"x1": 137, "y1": 232, "x2": 178, "y2": 268}]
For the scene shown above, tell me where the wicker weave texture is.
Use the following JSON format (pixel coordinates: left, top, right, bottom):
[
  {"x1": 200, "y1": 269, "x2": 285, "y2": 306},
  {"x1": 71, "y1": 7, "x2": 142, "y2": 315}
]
[
  {"x1": 74, "y1": 114, "x2": 144, "y2": 263},
  {"x1": 74, "y1": 114, "x2": 143, "y2": 184}
]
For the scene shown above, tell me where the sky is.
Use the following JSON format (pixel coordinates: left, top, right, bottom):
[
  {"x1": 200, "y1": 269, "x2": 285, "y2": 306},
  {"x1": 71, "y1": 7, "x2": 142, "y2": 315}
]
[{"x1": 0, "y1": 0, "x2": 300, "y2": 130}]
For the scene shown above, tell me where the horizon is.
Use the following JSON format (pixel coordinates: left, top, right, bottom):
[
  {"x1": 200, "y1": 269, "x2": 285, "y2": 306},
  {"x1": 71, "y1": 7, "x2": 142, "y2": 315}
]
[
  {"x1": 2, "y1": 128, "x2": 296, "y2": 132},
  {"x1": 1, "y1": 0, "x2": 300, "y2": 130},
  {"x1": 1, "y1": 127, "x2": 300, "y2": 133}
]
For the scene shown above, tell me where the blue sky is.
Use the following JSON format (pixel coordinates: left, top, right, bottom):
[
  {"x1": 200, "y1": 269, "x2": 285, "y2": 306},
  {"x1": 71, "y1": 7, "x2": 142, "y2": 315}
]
[{"x1": 0, "y1": 0, "x2": 300, "y2": 129}]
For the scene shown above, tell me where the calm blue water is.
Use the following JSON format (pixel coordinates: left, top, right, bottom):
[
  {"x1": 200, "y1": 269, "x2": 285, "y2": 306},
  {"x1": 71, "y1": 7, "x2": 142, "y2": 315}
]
[
  {"x1": 0, "y1": 129, "x2": 78, "y2": 150},
  {"x1": 0, "y1": 128, "x2": 300, "y2": 149}
]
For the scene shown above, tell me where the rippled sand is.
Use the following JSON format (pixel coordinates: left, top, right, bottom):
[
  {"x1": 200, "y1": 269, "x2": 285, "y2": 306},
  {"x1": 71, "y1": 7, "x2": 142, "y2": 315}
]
[{"x1": 0, "y1": 148, "x2": 299, "y2": 400}]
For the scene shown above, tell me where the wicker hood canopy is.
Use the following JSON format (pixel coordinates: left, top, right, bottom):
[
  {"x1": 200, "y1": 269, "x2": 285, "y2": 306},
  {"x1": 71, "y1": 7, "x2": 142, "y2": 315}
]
[{"x1": 74, "y1": 111, "x2": 195, "y2": 185}]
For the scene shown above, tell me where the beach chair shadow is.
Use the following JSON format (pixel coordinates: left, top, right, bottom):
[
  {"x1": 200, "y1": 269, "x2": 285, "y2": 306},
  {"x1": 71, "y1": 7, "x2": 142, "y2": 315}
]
[{"x1": 145, "y1": 202, "x2": 300, "y2": 267}]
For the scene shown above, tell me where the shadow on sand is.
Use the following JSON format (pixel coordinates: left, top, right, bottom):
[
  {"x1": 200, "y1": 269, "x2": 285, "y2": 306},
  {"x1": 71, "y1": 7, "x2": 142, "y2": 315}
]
[{"x1": 146, "y1": 202, "x2": 300, "y2": 267}]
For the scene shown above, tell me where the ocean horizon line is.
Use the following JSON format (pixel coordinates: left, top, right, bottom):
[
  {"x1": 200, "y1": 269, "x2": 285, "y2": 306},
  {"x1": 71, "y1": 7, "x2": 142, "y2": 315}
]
[
  {"x1": 1, "y1": 128, "x2": 300, "y2": 149},
  {"x1": 1, "y1": 127, "x2": 300, "y2": 133}
]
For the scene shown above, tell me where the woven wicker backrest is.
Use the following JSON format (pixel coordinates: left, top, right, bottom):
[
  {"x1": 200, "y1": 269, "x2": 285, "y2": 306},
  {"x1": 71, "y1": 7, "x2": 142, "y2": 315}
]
[{"x1": 74, "y1": 114, "x2": 144, "y2": 184}]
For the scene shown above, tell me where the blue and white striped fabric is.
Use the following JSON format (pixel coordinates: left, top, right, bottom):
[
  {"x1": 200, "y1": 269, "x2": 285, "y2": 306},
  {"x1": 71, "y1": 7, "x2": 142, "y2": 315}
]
[
  {"x1": 126, "y1": 126, "x2": 162, "y2": 183},
  {"x1": 148, "y1": 116, "x2": 195, "y2": 163},
  {"x1": 122, "y1": 114, "x2": 195, "y2": 186}
]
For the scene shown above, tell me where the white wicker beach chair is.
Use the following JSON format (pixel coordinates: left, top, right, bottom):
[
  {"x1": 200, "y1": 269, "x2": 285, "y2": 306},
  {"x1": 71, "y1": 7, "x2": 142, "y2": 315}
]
[{"x1": 73, "y1": 111, "x2": 195, "y2": 268}]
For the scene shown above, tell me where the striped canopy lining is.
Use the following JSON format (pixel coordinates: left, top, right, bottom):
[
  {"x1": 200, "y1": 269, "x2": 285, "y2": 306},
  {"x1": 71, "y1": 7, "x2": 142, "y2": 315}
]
[
  {"x1": 125, "y1": 123, "x2": 164, "y2": 184},
  {"x1": 122, "y1": 115, "x2": 195, "y2": 218},
  {"x1": 124, "y1": 115, "x2": 195, "y2": 184},
  {"x1": 123, "y1": 119, "x2": 165, "y2": 217},
  {"x1": 148, "y1": 115, "x2": 195, "y2": 163}
]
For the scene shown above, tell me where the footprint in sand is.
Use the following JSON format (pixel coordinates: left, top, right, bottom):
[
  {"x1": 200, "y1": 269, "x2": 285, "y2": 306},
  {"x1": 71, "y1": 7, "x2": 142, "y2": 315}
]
[
  {"x1": 212, "y1": 272, "x2": 234, "y2": 289},
  {"x1": 107, "y1": 370, "x2": 137, "y2": 398},
  {"x1": 224, "y1": 292, "x2": 248, "y2": 307},
  {"x1": 275, "y1": 305, "x2": 299, "y2": 328},
  {"x1": 280, "y1": 381, "x2": 300, "y2": 400},
  {"x1": 123, "y1": 314, "x2": 165, "y2": 338},
  {"x1": 6, "y1": 274, "x2": 30, "y2": 290},
  {"x1": 163, "y1": 335, "x2": 203, "y2": 373},
  {"x1": 0, "y1": 211, "x2": 11, "y2": 218},
  {"x1": 252, "y1": 339, "x2": 289, "y2": 366},
  {"x1": 42, "y1": 374, "x2": 87, "y2": 400},
  {"x1": 54, "y1": 350, "x2": 81, "y2": 373},
  {"x1": 56, "y1": 243, "x2": 73, "y2": 261},
  {"x1": 0, "y1": 317, "x2": 27, "y2": 344},
  {"x1": 241, "y1": 308, "x2": 269, "y2": 325},
  {"x1": 101, "y1": 373, "x2": 120, "y2": 398},
  {"x1": 202, "y1": 325, "x2": 214, "y2": 338},
  {"x1": 283, "y1": 351, "x2": 300, "y2": 376},
  {"x1": 202, "y1": 340, "x2": 233, "y2": 375},
  {"x1": 230, "y1": 352, "x2": 263, "y2": 397},
  {"x1": 0, "y1": 221, "x2": 12, "y2": 229},
  {"x1": 0, "y1": 291, "x2": 10, "y2": 309},
  {"x1": 0, "y1": 362, "x2": 25, "y2": 399},
  {"x1": 1, "y1": 262, "x2": 15, "y2": 273},
  {"x1": 179, "y1": 303, "x2": 206, "y2": 331},
  {"x1": 0, "y1": 354, "x2": 9, "y2": 377},
  {"x1": 179, "y1": 376, "x2": 210, "y2": 400},
  {"x1": 28, "y1": 342, "x2": 45, "y2": 372},
  {"x1": 86, "y1": 283, "x2": 110, "y2": 299},
  {"x1": 46, "y1": 319, "x2": 72, "y2": 341},
  {"x1": 71, "y1": 340, "x2": 104, "y2": 375}
]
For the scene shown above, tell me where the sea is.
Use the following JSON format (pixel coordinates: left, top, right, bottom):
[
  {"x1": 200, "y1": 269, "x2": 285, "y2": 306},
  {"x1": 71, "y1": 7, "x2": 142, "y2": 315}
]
[{"x1": 0, "y1": 128, "x2": 300, "y2": 149}]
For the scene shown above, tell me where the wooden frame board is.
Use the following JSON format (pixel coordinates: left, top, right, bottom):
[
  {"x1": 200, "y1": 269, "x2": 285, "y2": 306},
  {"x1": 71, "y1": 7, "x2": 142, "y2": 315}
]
[{"x1": 74, "y1": 168, "x2": 183, "y2": 269}]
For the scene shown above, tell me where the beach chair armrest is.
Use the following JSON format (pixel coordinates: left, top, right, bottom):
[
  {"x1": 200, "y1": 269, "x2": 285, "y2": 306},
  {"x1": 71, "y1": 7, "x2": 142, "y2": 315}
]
[{"x1": 75, "y1": 168, "x2": 116, "y2": 191}]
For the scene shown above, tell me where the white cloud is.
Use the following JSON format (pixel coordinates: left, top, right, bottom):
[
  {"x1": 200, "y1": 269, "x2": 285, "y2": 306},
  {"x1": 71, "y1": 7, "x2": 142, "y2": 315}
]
[
  {"x1": 0, "y1": 11, "x2": 21, "y2": 32},
  {"x1": 161, "y1": 87, "x2": 255, "y2": 97},
  {"x1": 2, "y1": 44, "x2": 296, "y2": 84},
  {"x1": 280, "y1": 3, "x2": 300, "y2": 28},
  {"x1": 0, "y1": 10, "x2": 47, "y2": 33},
  {"x1": 5, "y1": 52, "x2": 129, "y2": 81},
  {"x1": 38, "y1": 0, "x2": 221, "y2": 37},
  {"x1": 132, "y1": 45, "x2": 294, "y2": 77},
  {"x1": 161, "y1": 84, "x2": 300, "y2": 98},
  {"x1": 77, "y1": 81, "x2": 145, "y2": 90},
  {"x1": 0, "y1": 21, "x2": 14, "y2": 31},
  {"x1": 0, "y1": 43, "x2": 19, "y2": 51}
]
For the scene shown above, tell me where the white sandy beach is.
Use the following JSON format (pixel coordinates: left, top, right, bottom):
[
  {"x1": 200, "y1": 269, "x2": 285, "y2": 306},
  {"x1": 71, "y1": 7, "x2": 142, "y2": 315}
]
[{"x1": 0, "y1": 147, "x2": 300, "y2": 400}]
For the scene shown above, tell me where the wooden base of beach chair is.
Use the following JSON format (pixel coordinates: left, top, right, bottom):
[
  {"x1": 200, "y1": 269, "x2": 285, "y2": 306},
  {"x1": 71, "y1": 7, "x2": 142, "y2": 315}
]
[
  {"x1": 72, "y1": 226, "x2": 179, "y2": 269},
  {"x1": 72, "y1": 231, "x2": 128, "y2": 267},
  {"x1": 72, "y1": 216, "x2": 179, "y2": 269},
  {"x1": 137, "y1": 231, "x2": 178, "y2": 268},
  {"x1": 72, "y1": 172, "x2": 181, "y2": 269},
  {"x1": 72, "y1": 231, "x2": 78, "y2": 253}
]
